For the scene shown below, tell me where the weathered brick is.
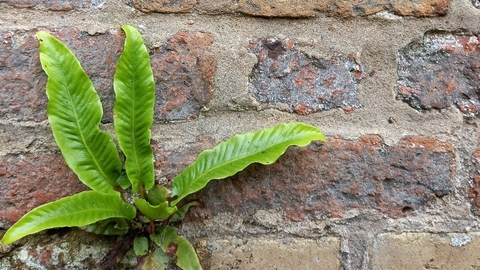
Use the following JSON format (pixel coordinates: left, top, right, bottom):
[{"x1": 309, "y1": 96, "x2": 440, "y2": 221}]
[
  {"x1": 133, "y1": 0, "x2": 196, "y2": 13},
  {"x1": 248, "y1": 38, "x2": 363, "y2": 114},
  {"x1": 468, "y1": 143, "x2": 480, "y2": 215},
  {"x1": 319, "y1": 0, "x2": 449, "y2": 17},
  {"x1": 198, "y1": 237, "x2": 341, "y2": 269},
  {"x1": 0, "y1": 29, "x2": 123, "y2": 122},
  {"x1": 185, "y1": 135, "x2": 454, "y2": 221},
  {"x1": 237, "y1": 0, "x2": 316, "y2": 17},
  {"x1": 151, "y1": 32, "x2": 216, "y2": 121},
  {"x1": 134, "y1": 0, "x2": 450, "y2": 17},
  {"x1": 397, "y1": 32, "x2": 480, "y2": 115},
  {"x1": 239, "y1": 0, "x2": 450, "y2": 17},
  {"x1": 0, "y1": 29, "x2": 215, "y2": 122},
  {"x1": 0, "y1": 30, "x2": 46, "y2": 122},
  {"x1": 3, "y1": 0, "x2": 105, "y2": 10},
  {"x1": 372, "y1": 233, "x2": 480, "y2": 269},
  {"x1": 0, "y1": 152, "x2": 87, "y2": 226},
  {"x1": 0, "y1": 135, "x2": 216, "y2": 226},
  {"x1": 196, "y1": 0, "x2": 239, "y2": 14}
]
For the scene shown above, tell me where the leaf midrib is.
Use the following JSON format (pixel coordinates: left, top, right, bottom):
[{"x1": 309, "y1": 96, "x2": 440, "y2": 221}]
[
  {"x1": 173, "y1": 132, "x2": 314, "y2": 203},
  {"x1": 119, "y1": 46, "x2": 145, "y2": 189},
  {"x1": 53, "y1": 57, "x2": 114, "y2": 191},
  {"x1": 31, "y1": 205, "x2": 128, "y2": 223}
]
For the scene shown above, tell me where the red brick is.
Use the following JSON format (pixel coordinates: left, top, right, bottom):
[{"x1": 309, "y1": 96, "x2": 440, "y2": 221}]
[
  {"x1": 181, "y1": 135, "x2": 454, "y2": 221},
  {"x1": 241, "y1": 0, "x2": 449, "y2": 17},
  {"x1": 321, "y1": 0, "x2": 449, "y2": 17},
  {"x1": 0, "y1": 152, "x2": 87, "y2": 226},
  {"x1": 4, "y1": 0, "x2": 104, "y2": 10},
  {"x1": 237, "y1": 0, "x2": 316, "y2": 17},
  {"x1": 0, "y1": 135, "x2": 217, "y2": 226},
  {"x1": 0, "y1": 29, "x2": 215, "y2": 122},
  {"x1": 151, "y1": 32, "x2": 216, "y2": 121},
  {"x1": 134, "y1": 0, "x2": 450, "y2": 17},
  {"x1": 196, "y1": 0, "x2": 239, "y2": 14},
  {"x1": 133, "y1": 0, "x2": 196, "y2": 13},
  {"x1": 398, "y1": 32, "x2": 480, "y2": 115},
  {"x1": 248, "y1": 38, "x2": 363, "y2": 114},
  {"x1": 0, "y1": 29, "x2": 123, "y2": 122},
  {"x1": 0, "y1": 30, "x2": 46, "y2": 122}
]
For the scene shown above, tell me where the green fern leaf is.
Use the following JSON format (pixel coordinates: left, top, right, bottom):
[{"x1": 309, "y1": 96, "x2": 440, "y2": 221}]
[
  {"x1": 1, "y1": 191, "x2": 136, "y2": 245},
  {"x1": 113, "y1": 25, "x2": 155, "y2": 193},
  {"x1": 134, "y1": 236, "x2": 149, "y2": 256},
  {"x1": 37, "y1": 31, "x2": 122, "y2": 193},
  {"x1": 146, "y1": 184, "x2": 171, "y2": 206},
  {"x1": 134, "y1": 198, "x2": 177, "y2": 221},
  {"x1": 170, "y1": 122, "x2": 325, "y2": 205},
  {"x1": 175, "y1": 235, "x2": 202, "y2": 270},
  {"x1": 153, "y1": 226, "x2": 202, "y2": 270}
]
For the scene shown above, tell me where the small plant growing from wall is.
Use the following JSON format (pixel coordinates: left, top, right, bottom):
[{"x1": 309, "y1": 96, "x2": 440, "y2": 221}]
[{"x1": 0, "y1": 25, "x2": 325, "y2": 269}]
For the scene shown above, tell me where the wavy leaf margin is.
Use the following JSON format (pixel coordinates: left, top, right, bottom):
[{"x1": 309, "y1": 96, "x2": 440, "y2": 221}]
[
  {"x1": 37, "y1": 31, "x2": 122, "y2": 193},
  {"x1": 113, "y1": 25, "x2": 156, "y2": 193},
  {"x1": 170, "y1": 122, "x2": 325, "y2": 205},
  {"x1": 2, "y1": 191, "x2": 136, "y2": 245}
]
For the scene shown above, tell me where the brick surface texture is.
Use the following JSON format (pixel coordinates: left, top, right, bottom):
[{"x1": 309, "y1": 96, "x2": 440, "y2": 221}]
[
  {"x1": 0, "y1": 29, "x2": 215, "y2": 122},
  {"x1": 373, "y1": 233, "x2": 480, "y2": 269},
  {"x1": 133, "y1": 0, "x2": 450, "y2": 17},
  {"x1": 0, "y1": 152, "x2": 87, "y2": 226},
  {"x1": 202, "y1": 238, "x2": 341, "y2": 269},
  {"x1": 2, "y1": 0, "x2": 480, "y2": 268},
  {"x1": 151, "y1": 32, "x2": 216, "y2": 121},
  {"x1": 248, "y1": 38, "x2": 363, "y2": 114},
  {"x1": 469, "y1": 143, "x2": 480, "y2": 215},
  {"x1": 1, "y1": 135, "x2": 453, "y2": 225},
  {"x1": 398, "y1": 32, "x2": 480, "y2": 115},
  {"x1": 184, "y1": 135, "x2": 454, "y2": 221}
]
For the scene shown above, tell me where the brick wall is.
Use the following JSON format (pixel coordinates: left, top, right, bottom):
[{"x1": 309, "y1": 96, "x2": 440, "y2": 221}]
[{"x1": 1, "y1": 0, "x2": 480, "y2": 268}]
